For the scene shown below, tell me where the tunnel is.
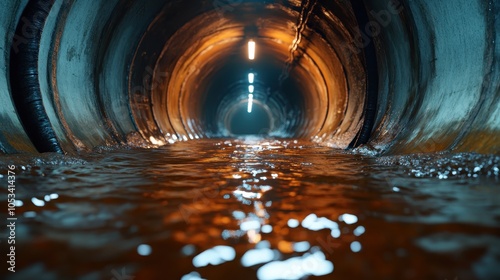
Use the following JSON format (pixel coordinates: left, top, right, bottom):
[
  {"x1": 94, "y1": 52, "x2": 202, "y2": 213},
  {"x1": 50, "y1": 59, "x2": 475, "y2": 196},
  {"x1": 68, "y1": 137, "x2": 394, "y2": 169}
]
[
  {"x1": 1, "y1": 0, "x2": 498, "y2": 154},
  {"x1": 1, "y1": 0, "x2": 499, "y2": 279}
]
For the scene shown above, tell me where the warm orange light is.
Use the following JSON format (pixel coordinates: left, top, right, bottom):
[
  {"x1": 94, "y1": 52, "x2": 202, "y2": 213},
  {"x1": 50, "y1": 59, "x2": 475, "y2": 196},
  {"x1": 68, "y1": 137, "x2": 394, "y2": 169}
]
[{"x1": 248, "y1": 40, "x2": 256, "y2": 60}]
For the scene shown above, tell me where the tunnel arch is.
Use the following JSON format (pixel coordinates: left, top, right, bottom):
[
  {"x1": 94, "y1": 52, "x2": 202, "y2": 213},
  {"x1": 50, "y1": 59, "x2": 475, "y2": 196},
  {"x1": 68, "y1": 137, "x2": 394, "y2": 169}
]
[{"x1": 0, "y1": 0, "x2": 498, "y2": 154}]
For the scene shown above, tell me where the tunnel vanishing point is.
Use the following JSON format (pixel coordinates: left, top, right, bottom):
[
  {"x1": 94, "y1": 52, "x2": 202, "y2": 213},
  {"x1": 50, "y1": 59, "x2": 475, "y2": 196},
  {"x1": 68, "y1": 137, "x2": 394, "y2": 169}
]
[{"x1": 1, "y1": 0, "x2": 499, "y2": 155}]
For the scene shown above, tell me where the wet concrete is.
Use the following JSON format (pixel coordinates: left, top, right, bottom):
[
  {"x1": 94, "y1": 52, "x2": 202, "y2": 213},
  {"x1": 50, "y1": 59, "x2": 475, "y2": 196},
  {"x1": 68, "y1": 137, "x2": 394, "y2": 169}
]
[{"x1": 0, "y1": 0, "x2": 498, "y2": 154}]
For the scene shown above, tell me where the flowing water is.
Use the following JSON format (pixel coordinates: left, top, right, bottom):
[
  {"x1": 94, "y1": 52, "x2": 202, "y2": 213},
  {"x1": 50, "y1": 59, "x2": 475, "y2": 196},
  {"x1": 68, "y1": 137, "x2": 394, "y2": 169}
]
[{"x1": 1, "y1": 138, "x2": 499, "y2": 280}]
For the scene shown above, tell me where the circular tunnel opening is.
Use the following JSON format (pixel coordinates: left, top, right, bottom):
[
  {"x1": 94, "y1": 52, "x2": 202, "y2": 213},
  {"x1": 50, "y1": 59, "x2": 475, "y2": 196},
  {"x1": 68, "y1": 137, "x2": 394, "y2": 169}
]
[
  {"x1": 131, "y1": 1, "x2": 356, "y2": 147},
  {"x1": 202, "y1": 49, "x2": 310, "y2": 138},
  {"x1": 227, "y1": 100, "x2": 272, "y2": 136},
  {"x1": 1, "y1": 0, "x2": 498, "y2": 155}
]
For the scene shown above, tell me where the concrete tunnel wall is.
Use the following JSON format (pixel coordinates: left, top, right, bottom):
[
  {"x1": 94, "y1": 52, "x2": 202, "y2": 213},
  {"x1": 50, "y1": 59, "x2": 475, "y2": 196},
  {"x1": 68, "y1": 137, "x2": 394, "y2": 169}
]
[{"x1": 0, "y1": 0, "x2": 498, "y2": 155}]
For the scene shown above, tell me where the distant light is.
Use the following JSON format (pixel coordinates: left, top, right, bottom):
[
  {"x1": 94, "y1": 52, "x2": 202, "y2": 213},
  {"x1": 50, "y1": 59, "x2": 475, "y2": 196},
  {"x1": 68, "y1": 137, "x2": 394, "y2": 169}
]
[
  {"x1": 247, "y1": 229, "x2": 262, "y2": 244},
  {"x1": 256, "y1": 251, "x2": 333, "y2": 279},
  {"x1": 248, "y1": 40, "x2": 256, "y2": 60},
  {"x1": 287, "y1": 219, "x2": 300, "y2": 228},
  {"x1": 248, "y1": 94, "x2": 254, "y2": 113},
  {"x1": 331, "y1": 228, "x2": 341, "y2": 238},
  {"x1": 256, "y1": 240, "x2": 271, "y2": 249},
  {"x1": 31, "y1": 197, "x2": 45, "y2": 207},
  {"x1": 293, "y1": 241, "x2": 310, "y2": 252},
  {"x1": 340, "y1": 213, "x2": 358, "y2": 225},
  {"x1": 137, "y1": 244, "x2": 152, "y2": 256},
  {"x1": 248, "y1": 73, "x2": 255, "y2": 84},
  {"x1": 181, "y1": 271, "x2": 205, "y2": 280},
  {"x1": 193, "y1": 246, "x2": 236, "y2": 267},
  {"x1": 261, "y1": 225, "x2": 273, "y2": 233},
  {"x1": 353, "y1": 226, "x2": 366, "y2": 236},
  {"x1": 350, "y1": 241, "x2": 362, "y2": 253},
  {"x1": 233, "y1": 210, "x2": 246, "y2": 220},
  {"x1": 234, "y1": 189, "x2": 260, "y2": 199},
  {"x1": 241, "y1": 248, "x2": 275, "y2": 267},
  {"x1": 240, "y1": 219, "x2": 261, "y2": 231},
  {"x1": 302, "y1": 214, "x2": 339, "y2": 232},
  {"x1": 301, "y1": 213, "x2": 318, "y2": 228},
  {"x1": 249, "y1": 85, "x2": 254, "y2": 93}
]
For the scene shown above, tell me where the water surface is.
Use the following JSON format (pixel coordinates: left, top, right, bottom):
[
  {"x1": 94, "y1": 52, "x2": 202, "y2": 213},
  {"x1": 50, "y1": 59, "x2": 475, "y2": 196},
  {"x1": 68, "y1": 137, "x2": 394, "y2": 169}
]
[{"x1": 1, "y1": 138, "x2": 499, "y2": 279}]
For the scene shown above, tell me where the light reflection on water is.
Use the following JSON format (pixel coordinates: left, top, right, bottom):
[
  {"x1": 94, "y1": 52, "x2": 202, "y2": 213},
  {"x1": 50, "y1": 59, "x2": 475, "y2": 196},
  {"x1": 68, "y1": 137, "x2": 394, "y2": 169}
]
[{"x1": 0, "y1": 138, "x2": 499, "y2": 279}]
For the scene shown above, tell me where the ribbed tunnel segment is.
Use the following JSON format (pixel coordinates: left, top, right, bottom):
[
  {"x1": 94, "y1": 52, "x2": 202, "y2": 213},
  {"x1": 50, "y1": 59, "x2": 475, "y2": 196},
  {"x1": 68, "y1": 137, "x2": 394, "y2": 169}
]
[{"x1": 1, "y1": 0, "x2": 499, "y2": 154}]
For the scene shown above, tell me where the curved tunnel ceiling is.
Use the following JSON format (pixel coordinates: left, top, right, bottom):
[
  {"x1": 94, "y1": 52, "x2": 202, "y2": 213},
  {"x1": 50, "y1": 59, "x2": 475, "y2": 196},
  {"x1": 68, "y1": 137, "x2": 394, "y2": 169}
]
[{"x1": 0, "y1": 0, "x2": 499, "y2": 155}]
